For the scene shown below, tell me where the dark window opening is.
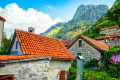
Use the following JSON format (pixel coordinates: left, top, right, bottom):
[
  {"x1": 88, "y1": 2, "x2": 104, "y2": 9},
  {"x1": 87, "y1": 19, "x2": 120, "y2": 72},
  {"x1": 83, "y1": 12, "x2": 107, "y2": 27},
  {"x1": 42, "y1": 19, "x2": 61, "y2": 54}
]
[
  {"x1": 16, "y1": 41, "x2": 18, "y2": 49},
  {"x1": 77, "y1": 53, "x2": 81, "y2": 56},
  {"x1": 30, "y1": 30, "x2": 32, "y2": 32},
  {"x1": 79, "y1": 40, "x2": 82, "y2": 47}
]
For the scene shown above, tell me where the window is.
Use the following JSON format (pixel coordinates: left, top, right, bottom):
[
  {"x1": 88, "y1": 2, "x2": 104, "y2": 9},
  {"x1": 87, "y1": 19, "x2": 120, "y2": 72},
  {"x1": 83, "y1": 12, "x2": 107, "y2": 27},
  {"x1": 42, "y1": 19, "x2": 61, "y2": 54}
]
[
  {"x1": 77, "y1": 53, "x2": 81, "y2": 56},
  {"x1": 16, "y1": 41, "x2": 18, "y2": 49},
  {"x1": 79, "y1": 40, "x2": 82, "y2": 47},
  {"x1": 110, "y1": 38, "x2": 114, "y2": 42},
  {"x1": 104, "y1": 39, "x2": 108, "y2": 42},
  {"x1": 30, "y1": 30, "x2": 32, "y2": 32}
]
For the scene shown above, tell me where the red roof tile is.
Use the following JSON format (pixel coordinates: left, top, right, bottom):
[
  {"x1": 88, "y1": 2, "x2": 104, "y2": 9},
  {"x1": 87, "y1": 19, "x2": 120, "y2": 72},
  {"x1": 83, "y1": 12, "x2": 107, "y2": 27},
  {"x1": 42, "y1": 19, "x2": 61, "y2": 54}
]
[
  {"x1": 117, "y1": 29, "x2": 120, "y2": 32},
  {"x1": 0, "y1": 16, "x2": 5, "y2": 21},
  {"x1": 12, "y1": 29, "x2": 74, "y2": 59},
  {"x1": 95, "y1": 32, "x2": 120, "y2": 40},
  {"x1": 63, "y1": 35, "x2": 109, "y2": 50},
  {"x1": 0, "y1": 55, "x2": 47, "y2": 61},
  {"x1": 80, "y1": 35, "x2": 109, "y2": 50},
  {"x1": 100, "y1": 25, "x2": 118, "y2": 32},
  {"x1": 62, "y1": 39, "x2": 77, "y2": 48}
]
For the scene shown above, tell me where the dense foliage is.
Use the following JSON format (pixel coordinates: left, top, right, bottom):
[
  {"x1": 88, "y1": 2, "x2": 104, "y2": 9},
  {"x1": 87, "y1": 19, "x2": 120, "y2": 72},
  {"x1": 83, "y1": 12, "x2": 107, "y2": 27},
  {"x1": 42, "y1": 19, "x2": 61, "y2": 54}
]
[
  {"x1": 67, "y1": 67, "x2": 77, "y2": 80},
  {"x1": 84, "y1": 58, "x2": 100, "y2": 68},
  {"x1": 82, "y1": 0, "x2": 120, "y2": 39},
  {"x1": 102, "y1": 45, "x2": 120, "y2": 78},
  {"x1": 0, "y1": 38, "x2": 11, "y2": 55},
  {"x1": 83, "y1": 69, "x2": 119, "y2": 80}
]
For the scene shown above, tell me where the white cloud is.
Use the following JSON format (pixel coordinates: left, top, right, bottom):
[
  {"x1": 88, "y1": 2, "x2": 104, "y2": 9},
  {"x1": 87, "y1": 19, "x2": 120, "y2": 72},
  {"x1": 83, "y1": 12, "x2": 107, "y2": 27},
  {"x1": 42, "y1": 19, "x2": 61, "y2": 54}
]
[
  {"x1": 0, "y1": 3, "x2": 62, "y2": 38},
  {"x1": 45, "y1": 6, "x2": 54, "y2": 9}
]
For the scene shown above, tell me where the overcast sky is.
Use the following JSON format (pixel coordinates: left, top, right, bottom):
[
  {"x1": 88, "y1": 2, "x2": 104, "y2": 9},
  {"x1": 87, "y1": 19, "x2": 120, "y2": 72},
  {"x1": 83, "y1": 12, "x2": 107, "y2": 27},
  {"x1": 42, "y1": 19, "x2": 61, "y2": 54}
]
[{"x1": 0, "y1": 0, "x2": 116, "y2": 38}]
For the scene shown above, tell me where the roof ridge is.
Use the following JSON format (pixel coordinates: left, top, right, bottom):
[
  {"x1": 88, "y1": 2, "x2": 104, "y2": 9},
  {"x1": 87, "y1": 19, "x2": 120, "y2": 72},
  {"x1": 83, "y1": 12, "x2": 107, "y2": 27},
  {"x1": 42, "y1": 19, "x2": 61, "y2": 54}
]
[{"x1": 15, "y1": 29, "x2": 59, "y2": 41}]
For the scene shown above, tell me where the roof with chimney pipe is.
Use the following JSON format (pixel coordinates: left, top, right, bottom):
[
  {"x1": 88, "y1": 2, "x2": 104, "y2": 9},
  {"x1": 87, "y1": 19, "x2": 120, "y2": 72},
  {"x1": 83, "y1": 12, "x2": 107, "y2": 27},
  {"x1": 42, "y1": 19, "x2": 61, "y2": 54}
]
[{"x1": 8, "y1": 29, "x2": 74, "y2": 60}]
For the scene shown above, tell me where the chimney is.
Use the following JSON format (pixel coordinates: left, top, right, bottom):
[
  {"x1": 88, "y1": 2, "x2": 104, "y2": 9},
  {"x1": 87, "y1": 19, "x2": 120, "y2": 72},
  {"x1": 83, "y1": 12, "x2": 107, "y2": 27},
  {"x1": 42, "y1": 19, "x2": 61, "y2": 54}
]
[
  {"x1": 59, "y1": 36, "x2": 62, "y2": 41},
  {"x1": 28, "y1": 27, "x2": 35, "y2": 33},
  {"x1": 0, "y1": 16, "x2": 5, "y2": 49}
]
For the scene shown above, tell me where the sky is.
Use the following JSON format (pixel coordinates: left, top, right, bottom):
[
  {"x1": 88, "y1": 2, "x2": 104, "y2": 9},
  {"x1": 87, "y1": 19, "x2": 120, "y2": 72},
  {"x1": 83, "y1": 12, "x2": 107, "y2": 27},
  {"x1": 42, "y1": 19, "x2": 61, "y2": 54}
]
[{"x1": 0, "y1": 0, "x2": 116, "y2": 38}]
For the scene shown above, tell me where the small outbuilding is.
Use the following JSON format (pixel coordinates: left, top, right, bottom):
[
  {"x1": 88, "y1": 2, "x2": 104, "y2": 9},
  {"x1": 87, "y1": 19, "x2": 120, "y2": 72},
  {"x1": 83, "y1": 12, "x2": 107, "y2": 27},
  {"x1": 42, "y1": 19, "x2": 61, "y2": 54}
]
[{"x1": 0, "y1": 29, "x2": 74, "y2": 80}]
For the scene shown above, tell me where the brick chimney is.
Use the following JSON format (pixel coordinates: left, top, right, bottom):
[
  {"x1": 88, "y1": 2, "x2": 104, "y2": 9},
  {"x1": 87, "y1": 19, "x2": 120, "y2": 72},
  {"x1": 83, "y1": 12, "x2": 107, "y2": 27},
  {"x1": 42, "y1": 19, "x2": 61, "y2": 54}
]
[{"x1": 28, "y1": 27, "x2": 35, "y2": 33}]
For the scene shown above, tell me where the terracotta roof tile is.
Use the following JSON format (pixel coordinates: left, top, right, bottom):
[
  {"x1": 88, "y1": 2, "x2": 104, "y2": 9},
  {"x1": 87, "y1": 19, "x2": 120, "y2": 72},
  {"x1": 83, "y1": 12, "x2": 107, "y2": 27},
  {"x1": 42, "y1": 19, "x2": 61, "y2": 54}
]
[
  {"x1": 80, "y1": 35, "x2": 109, "y2": 50},
  {"x1": 95, "y1": 32, "x2": 120, "y2": 40},
  {"x1": 62, "y1": 39, "x2": 77, "y2": 48},
  {"x1": 117, "y1": 29, "x2": 120, "y2": 32},
  {"x1": 100, "y1": 25, "x2": 118, "y2": 32},
  {"x1": 100, "y1": 28, "x2": 106, "y2": 31},
  {"x1": 0, "y1": 16, "x2": 5, "y2": 21},
  {"x1": 0, "y1": 55, "x2": 46, "y2": 61},
  {"x1": 14, "y1": 29, "x2": 74, "y2": 59},
  {"x1": 62, "y1": 35, "x2": 109, "y2": 50},
  {"x1": 109, "y1": 25, "x2": 118, "y2": 29}
]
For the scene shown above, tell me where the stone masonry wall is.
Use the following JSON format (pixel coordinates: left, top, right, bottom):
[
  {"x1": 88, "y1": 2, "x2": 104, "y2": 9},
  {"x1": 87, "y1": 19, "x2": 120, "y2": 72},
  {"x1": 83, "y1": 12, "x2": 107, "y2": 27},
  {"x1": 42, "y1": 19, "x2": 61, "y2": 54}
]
[
  {"x1": 0, "y1": 60, "x2": 49, "y2": 80},
  {"x1": 0, "y1": 59, "x2": 71, "y2": 80},
  {"x1": 48, "y1": 60, "x2": 71, "y2": 80},
  {"x1": 69, "y1": 39, "x2": 101, "y2": 63}
]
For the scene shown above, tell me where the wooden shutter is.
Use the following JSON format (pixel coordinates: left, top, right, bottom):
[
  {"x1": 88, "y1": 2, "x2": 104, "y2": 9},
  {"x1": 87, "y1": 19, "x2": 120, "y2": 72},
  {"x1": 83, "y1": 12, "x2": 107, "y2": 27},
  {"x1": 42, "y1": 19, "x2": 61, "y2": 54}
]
[
  {"x1": 0, "y1": 74, "x2": 14, "y2": 80},
  {"x1": 60, "y1": 71, "x2": 65, "y2": 80}
]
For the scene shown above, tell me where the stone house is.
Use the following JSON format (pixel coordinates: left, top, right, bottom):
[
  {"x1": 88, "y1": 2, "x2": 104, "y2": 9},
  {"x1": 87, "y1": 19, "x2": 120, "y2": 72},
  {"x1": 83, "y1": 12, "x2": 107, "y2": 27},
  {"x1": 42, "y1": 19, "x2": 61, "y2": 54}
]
[
  {"x1": 0, "y1": 16, "x2": 5, "y2": 48},
  {"x1": 62, "y1": 35, "x2": 109, "y2": 65},
  {"x1": 0, "y1": 28, "x2": 74, "y2": 80},
  {"x1": 100, "y1": 25, "x2": 119, "y2": 34},
  {"x1": 95, "y1": 32, "x2": 120, "y2": 48}
]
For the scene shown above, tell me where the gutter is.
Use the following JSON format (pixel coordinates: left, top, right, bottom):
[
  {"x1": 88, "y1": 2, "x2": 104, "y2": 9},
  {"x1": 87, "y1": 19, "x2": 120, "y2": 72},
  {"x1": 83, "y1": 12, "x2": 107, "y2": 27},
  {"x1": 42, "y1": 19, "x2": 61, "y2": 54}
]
[{"x1": 0, "y1": 56, "x2": 51, "y2": 64}]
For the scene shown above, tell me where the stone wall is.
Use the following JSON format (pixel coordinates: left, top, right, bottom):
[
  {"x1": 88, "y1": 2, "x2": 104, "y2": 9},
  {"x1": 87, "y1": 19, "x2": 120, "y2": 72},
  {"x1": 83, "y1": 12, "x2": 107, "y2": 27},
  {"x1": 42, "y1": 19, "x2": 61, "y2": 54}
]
[
  {"x1": 48, "y1": 60, "x2": 71, "y2": 80},
  {"x1": 0, "y1": 60, "x2": 49, "y2": 80},
  {"x1": 0, "y1": 59, "x2": 71, "y2": 80},
  {"x1": 69, "y1": 39, "x2": 101, "y2": 63}
]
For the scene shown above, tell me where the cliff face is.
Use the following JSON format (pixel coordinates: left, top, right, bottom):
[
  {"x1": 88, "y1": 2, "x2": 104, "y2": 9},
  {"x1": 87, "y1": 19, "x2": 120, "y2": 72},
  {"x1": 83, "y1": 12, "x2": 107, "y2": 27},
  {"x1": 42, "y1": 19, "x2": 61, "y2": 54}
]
[
  {"x1": 41, "y1": 4, "x2": 108, "y2": 40},
  {"x1": 72, "y1": 5, "x2": 108, "y2": 22}
]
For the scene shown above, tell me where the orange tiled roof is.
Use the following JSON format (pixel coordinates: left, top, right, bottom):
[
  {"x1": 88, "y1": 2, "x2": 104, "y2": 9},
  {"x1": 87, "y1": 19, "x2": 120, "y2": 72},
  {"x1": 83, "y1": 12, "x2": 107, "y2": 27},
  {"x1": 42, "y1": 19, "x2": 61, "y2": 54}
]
[
  {"x1": 0, "y1": 55, "x2": 47, "y2": 61},
  {"x1": 11, "y1": 29, "x2": 74, "y2": 59},
  {"x1": 95, "y1": 32, "x2": 120, "y2": 40},
  {"x1": 100, "y1": 28, "x2": 106, "y2": 31},
  {"x1": 109, "y1": 25, "x2": 118, "y2": 29},
  {"x1": 62, "y1": 39, "x2": 77, "y2": 48},
  {"x1": 0, "y1": 16, "x2": 5, "y2": 21},
  {"x1": 100, "y1": 25, "x2": 118, "y2": 32},
  {"x1": 117, "y1": 29, "x2": 120, "y2": 32},
  {"x1": 80, "y1": 35, "x2": 109, "y2": 50}
]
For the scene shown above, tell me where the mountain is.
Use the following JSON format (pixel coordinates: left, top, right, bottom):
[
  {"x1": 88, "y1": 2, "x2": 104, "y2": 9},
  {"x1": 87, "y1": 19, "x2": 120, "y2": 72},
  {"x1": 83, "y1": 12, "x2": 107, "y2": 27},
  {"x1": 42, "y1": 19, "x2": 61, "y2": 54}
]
[
  {"x1": 41, "y1": 4, "x2": 108, "y2": 40},
  {"x1": 82, "y1": 0, "x2": 120, "y2": 39}
]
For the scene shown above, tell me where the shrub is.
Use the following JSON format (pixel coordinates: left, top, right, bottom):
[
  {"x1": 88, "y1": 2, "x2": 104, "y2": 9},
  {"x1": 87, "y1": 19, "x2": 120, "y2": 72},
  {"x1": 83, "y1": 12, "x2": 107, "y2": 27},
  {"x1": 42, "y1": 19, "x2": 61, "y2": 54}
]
[
  {"x1": 67, "y1": 67, "x2": 77, "y2": 80},
  {"x1": 83, "y1": 69, "x2": 118, "y2": 80},
  {"x1": 84, "y1": 58, "x2": 100, "y2": 68}
]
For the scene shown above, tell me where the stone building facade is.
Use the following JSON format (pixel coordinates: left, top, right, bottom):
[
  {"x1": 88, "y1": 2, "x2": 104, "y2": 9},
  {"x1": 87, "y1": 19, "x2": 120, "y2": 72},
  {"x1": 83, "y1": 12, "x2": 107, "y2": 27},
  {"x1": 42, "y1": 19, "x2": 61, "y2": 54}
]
[
  {"x1": 0, "y1": 16, "x2": 5, "y2": 48},
  {"x1": 0, "y1": 55, "x2": 71, "y2": 80},
  {"x1": 95, "y1": 32, "x2": 120, "y2": 48},
  {"x1": 100, "y1": 25, "x2": 119, "y2": 34},
  {"x1": 2, "y1": 29, "x2": 74, "y2": 80},
  {"x1": 69, "y1": 39, "x2": 101, "y2": 63},
  {"x1": 63, "y1": 35, "x2": 109, "y2": 65}
]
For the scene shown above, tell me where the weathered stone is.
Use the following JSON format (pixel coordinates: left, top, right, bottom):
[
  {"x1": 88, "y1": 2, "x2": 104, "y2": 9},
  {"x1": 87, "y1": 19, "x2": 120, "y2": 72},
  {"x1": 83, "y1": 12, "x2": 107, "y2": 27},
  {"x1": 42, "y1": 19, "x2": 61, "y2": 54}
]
[{"x1": 29, "y1": 73, "x2": 37, "y2": 77}]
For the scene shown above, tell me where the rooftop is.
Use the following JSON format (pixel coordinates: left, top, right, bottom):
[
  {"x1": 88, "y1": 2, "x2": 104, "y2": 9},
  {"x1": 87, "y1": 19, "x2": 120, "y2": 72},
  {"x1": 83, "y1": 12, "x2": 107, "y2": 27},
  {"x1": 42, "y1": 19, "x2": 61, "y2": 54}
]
[
  {"x1": 0, "y1": 16, "x2": 5, "y2": 21},
  {"x1": 9, "y1": 29, "x2": 74, "y2": 60},
  {"x1": 95, "y1": 32, "x2": 120, "y2": 40},
  {"x1": 63, "y1": 35, "x2": 109, "y2": 50}
]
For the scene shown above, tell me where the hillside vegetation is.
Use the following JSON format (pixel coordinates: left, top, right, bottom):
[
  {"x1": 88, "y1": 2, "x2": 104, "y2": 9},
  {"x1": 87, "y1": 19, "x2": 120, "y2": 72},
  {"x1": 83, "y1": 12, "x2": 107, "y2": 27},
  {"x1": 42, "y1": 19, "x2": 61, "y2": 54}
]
[
  {"x1": 82, "y1": 0, "x2": 120, "y2": 38},
  {"x1": 41, "y1": 5, "x2": 108, "y2": 40}
]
